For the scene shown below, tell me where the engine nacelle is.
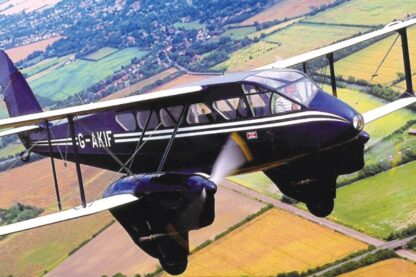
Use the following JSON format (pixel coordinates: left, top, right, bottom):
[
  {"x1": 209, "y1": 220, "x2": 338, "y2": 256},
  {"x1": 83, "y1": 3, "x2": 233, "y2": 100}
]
[{"x1": 103, "y1": 173, "x2": 217, "y2": 275}]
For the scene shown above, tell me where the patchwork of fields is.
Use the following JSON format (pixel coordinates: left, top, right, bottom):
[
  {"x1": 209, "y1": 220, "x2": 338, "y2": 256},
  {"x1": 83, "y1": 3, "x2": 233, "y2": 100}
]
[
  {"x1": 215, "y1": 23, "x2": 368, "y2": 71},
  {"x1": 29, "y1": 48, "x2": 147, "y2": 101},
  {"x1": 177, "y1": 208, "x2": 367, "y2": 276}
]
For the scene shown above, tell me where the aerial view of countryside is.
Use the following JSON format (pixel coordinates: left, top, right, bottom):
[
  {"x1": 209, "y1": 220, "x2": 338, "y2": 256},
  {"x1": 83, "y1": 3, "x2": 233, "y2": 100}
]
[{"x1": 0, "y1": 0, "x2": 416, "y2": 276}]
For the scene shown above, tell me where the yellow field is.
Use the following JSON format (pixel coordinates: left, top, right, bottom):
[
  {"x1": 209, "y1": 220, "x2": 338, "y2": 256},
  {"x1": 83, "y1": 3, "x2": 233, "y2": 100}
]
[
  {"x1": 341, "y1": 258, "x2": 416, "y2": 277},
  {"x1": 336, "y1": 27, "x2": 416, "y2": 88},
  {"x1": 175, "y1": 209, "x2": 367, "y2": 276},
  {"x1": 215, "y1": 23, "x2": 368, "y2": 71},
  {"x1": 102, "y1": 68, "x2": 178, "y2": 100}
]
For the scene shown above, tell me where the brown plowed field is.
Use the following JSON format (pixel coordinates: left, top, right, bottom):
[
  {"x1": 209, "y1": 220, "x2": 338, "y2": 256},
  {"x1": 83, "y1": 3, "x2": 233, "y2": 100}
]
[
  {"x1": 47, "y1": 185, "x2": 265, "y2": 277},
  {"x1": 239, "y1": 0, "x2": 334, "y2": 26},
  {"x1": 152, "y1": 74, "x2": 208, "y2": 91},
  {"x1": 5, "y1": 37, "x2": 62, "y2": 62}
]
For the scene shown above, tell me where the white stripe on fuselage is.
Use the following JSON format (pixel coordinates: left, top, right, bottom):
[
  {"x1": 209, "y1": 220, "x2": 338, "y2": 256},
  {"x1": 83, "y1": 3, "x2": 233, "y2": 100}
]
[{"x1": 32, "y1": 112, "x2": 348, "y2": 147}]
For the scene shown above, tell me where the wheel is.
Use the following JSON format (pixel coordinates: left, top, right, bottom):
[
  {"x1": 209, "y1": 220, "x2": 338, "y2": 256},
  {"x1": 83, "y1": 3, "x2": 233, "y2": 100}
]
[
  {"x1": 306, "y1": 197, "x2": 334, "y2": 217},
  {"x1": 159, "y1": 255, "x2": 188, "y2": 275}
]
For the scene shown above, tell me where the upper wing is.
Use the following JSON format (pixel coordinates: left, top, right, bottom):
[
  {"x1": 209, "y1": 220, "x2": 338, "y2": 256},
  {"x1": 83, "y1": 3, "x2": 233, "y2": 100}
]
[
  {"x1": 0, "y1": 194, "x2": 138, "y2": 236},
  {"x1": 0, "y1": 85, "x2": 202, "y2": 130},
  {"x1": 257, "y1": 19, "x2": 416, "y2": 70}
]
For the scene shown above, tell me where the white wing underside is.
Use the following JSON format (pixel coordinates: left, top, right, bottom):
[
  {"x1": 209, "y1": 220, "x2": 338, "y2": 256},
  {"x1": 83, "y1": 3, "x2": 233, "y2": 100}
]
[{"x1": 0, "y1": 194, "x2": 138, "y2": 236}]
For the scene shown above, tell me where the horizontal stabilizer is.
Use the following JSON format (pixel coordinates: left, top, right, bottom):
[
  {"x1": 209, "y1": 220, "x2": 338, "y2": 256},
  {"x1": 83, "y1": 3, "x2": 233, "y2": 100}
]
[
  {"x1": 0, "y1": 194, "x2": 138, "y2": 236},
  {"x1": 363, "y1": 96, "x2": 416, "y2": 124},
  {"x1": 0, "y1": 125, "x2": 40, "y2": 137}
]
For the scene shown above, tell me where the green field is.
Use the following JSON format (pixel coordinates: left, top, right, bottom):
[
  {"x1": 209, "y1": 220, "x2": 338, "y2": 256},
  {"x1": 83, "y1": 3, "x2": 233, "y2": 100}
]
[
  {"x1": 214, "y1": 23, "x2": 368, "y2": 71},
  {"x1": 307, "y1": 0, "x2": 416, "y2": 26},
  {"x1": 84, "y1": 47, "x2": 118, "y2": 61},
  {"x1": 0, "y1": 143, "x2": 25, "y2": 160},
  {"x1": 331, "y1": 160, "x2": 416, "y2": 238},
  {"x1": 174, "y1": 20, "x2": 205, "y2": 30},
  {"x1": 335, "y1": 27, "x2": 416, "y2": 88},
  {"x1": 22, "y1": 58, "x2": 60, "y2": 77},
  {"x1": 222, "y1": 27, "x2": 257, "y2": 40},
  {"x1": 29, "y1": 48, "x2": 147, "y2": 101},
  {"x1": 228, "y1": 172, "x2": 282, "y2": 200}
]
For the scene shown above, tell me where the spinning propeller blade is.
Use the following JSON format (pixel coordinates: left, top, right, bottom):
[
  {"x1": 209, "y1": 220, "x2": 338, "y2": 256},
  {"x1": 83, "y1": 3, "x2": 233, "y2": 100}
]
[{"x1": 210, "y1": 132, "x2": 253, "y2": 184}]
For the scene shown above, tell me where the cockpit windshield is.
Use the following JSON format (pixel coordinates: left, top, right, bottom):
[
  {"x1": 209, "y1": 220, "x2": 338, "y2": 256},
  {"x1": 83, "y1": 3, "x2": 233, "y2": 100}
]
[{"x1": 245, "y1": 70, "x2": 319, "y2": 107}]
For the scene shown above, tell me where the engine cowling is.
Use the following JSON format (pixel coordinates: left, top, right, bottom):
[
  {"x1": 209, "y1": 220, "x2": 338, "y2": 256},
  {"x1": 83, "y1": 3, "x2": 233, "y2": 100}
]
[{"x1": 103, "y1": 173, "x2": 217, "y2": 275}]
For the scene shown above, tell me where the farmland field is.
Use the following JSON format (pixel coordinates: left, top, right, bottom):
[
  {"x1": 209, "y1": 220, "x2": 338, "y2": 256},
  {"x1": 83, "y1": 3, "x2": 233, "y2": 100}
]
[
  {"x1": 222, "y1": 26, "x2": 256, "y2": 40},
  {"x1": 29, "y1": 48, "x2": 147, "y2": 101},
  {"x1": 0, "y1": 143, "x2": 24, "y2": 160},
  {"x1": 22, "y1": 57, "x2": 60, "y2": 77},
  {"x1": 48, "y1": 186, "x2": 265, "y2": 277},
  {"x1": 214, "y1": 23, "x2": 368, "y2": 71},
  {"x1": 150, "y1": 74, "x2": 208, "y2": 91},
  {"x1": 307, "y1": 0, "x2": 416, "y2": 26},
  {"x1": 335, "y1": 27, "x2": 416, "y2": 88},
  {"x1": 176, "y1": 208, "x2": 367, "y2": 276},
  {"x1": 84, "y1": 47, "x2": 119, "y2": 61},
  {"x1": 248, "y1": 18, "x2": 303, "y2": 39},
  {"x1": 331, "y1": 161, "x2": 416, "y2": 238},
  {"x1": 341, "y1": 258, "x2": 416, "y2": 276},
  {"x1": 102, "y1": 68, "x2": 178, "y2": 100},
  {"x1": 0, "y1": 159, "x2": 121, "y2": 276},
  {"x1": 0, "y1": 0, "x2": 61, "y2": 15},
  {"x1": 228, "y1": 172, "x2": 281, "y2": 200},
  {"x1": 5, "y1": 36, "x2": 62, "y2": 62},
  {"x1": 238, "y1": 0, "x2": 334, "y2": 26}
]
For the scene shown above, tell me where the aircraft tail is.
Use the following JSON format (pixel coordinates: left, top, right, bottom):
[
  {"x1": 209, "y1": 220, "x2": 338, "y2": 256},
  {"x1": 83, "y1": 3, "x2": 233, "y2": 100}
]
[{"x1": 0, "y1": 50, "x2": 43, "y2": 118}]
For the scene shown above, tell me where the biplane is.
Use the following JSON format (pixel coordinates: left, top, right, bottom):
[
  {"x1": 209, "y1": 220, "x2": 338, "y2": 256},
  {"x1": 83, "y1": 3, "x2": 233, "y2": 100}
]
[{"x1": 0, "y1": 19, "x2": 416, "y2": 275}]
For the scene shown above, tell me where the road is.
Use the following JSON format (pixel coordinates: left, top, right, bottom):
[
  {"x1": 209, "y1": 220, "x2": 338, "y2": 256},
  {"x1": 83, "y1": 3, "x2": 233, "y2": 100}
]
[{"x1": 222, "y1": 180, "x2": 416, "y2": 265}]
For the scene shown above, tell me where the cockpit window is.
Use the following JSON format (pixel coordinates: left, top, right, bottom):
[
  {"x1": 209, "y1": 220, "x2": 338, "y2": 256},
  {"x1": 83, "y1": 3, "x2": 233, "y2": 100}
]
[
  {"x1": 245, "y1": 70, "x2": 319, "y2": 106},
  {"x1": 212, "y1": 97, "x2": 248, "y2": 120}
]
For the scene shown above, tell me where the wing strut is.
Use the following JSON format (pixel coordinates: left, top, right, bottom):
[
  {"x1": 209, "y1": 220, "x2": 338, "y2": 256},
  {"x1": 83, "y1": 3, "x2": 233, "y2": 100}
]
[
  {"x1": 46, "y1": 120, "x2": 62, "y2": 211},
  {"x1": 68, "y1": 115, "x2": 87, "y2": 208},
  {"x1": 399, "y1": 28, "x2": 414, "y2": 95},
  {"x1": 327, "y1": 53, "x2": 337, "y2": 97},
  {"x1": 157, "y1": 105, "x2": 188, "y2": 173}
]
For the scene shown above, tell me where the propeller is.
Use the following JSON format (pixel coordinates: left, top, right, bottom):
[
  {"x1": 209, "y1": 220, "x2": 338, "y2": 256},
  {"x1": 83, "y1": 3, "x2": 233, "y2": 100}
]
[{"x1": 209, "y1": 132, "x2": 254, "y2": 184}]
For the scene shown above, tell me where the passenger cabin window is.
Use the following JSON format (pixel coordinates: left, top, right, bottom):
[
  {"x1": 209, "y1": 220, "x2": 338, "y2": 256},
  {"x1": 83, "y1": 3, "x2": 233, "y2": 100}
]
[
  {"x1": 137, "y1": 110, "x2": 160, "y2": 130},
  {"x1": 115, "y1": 112, "x2": 137, "y2": 131},
  {"x1": 213, "y1": 97, "x2": 248, "y2": 120},
  {"x1": 160, "y1": 106, "x2": 184, "y2": 127},
  {"x1": 187, "y1": 103, "x2": 215, "y2": 124}
]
